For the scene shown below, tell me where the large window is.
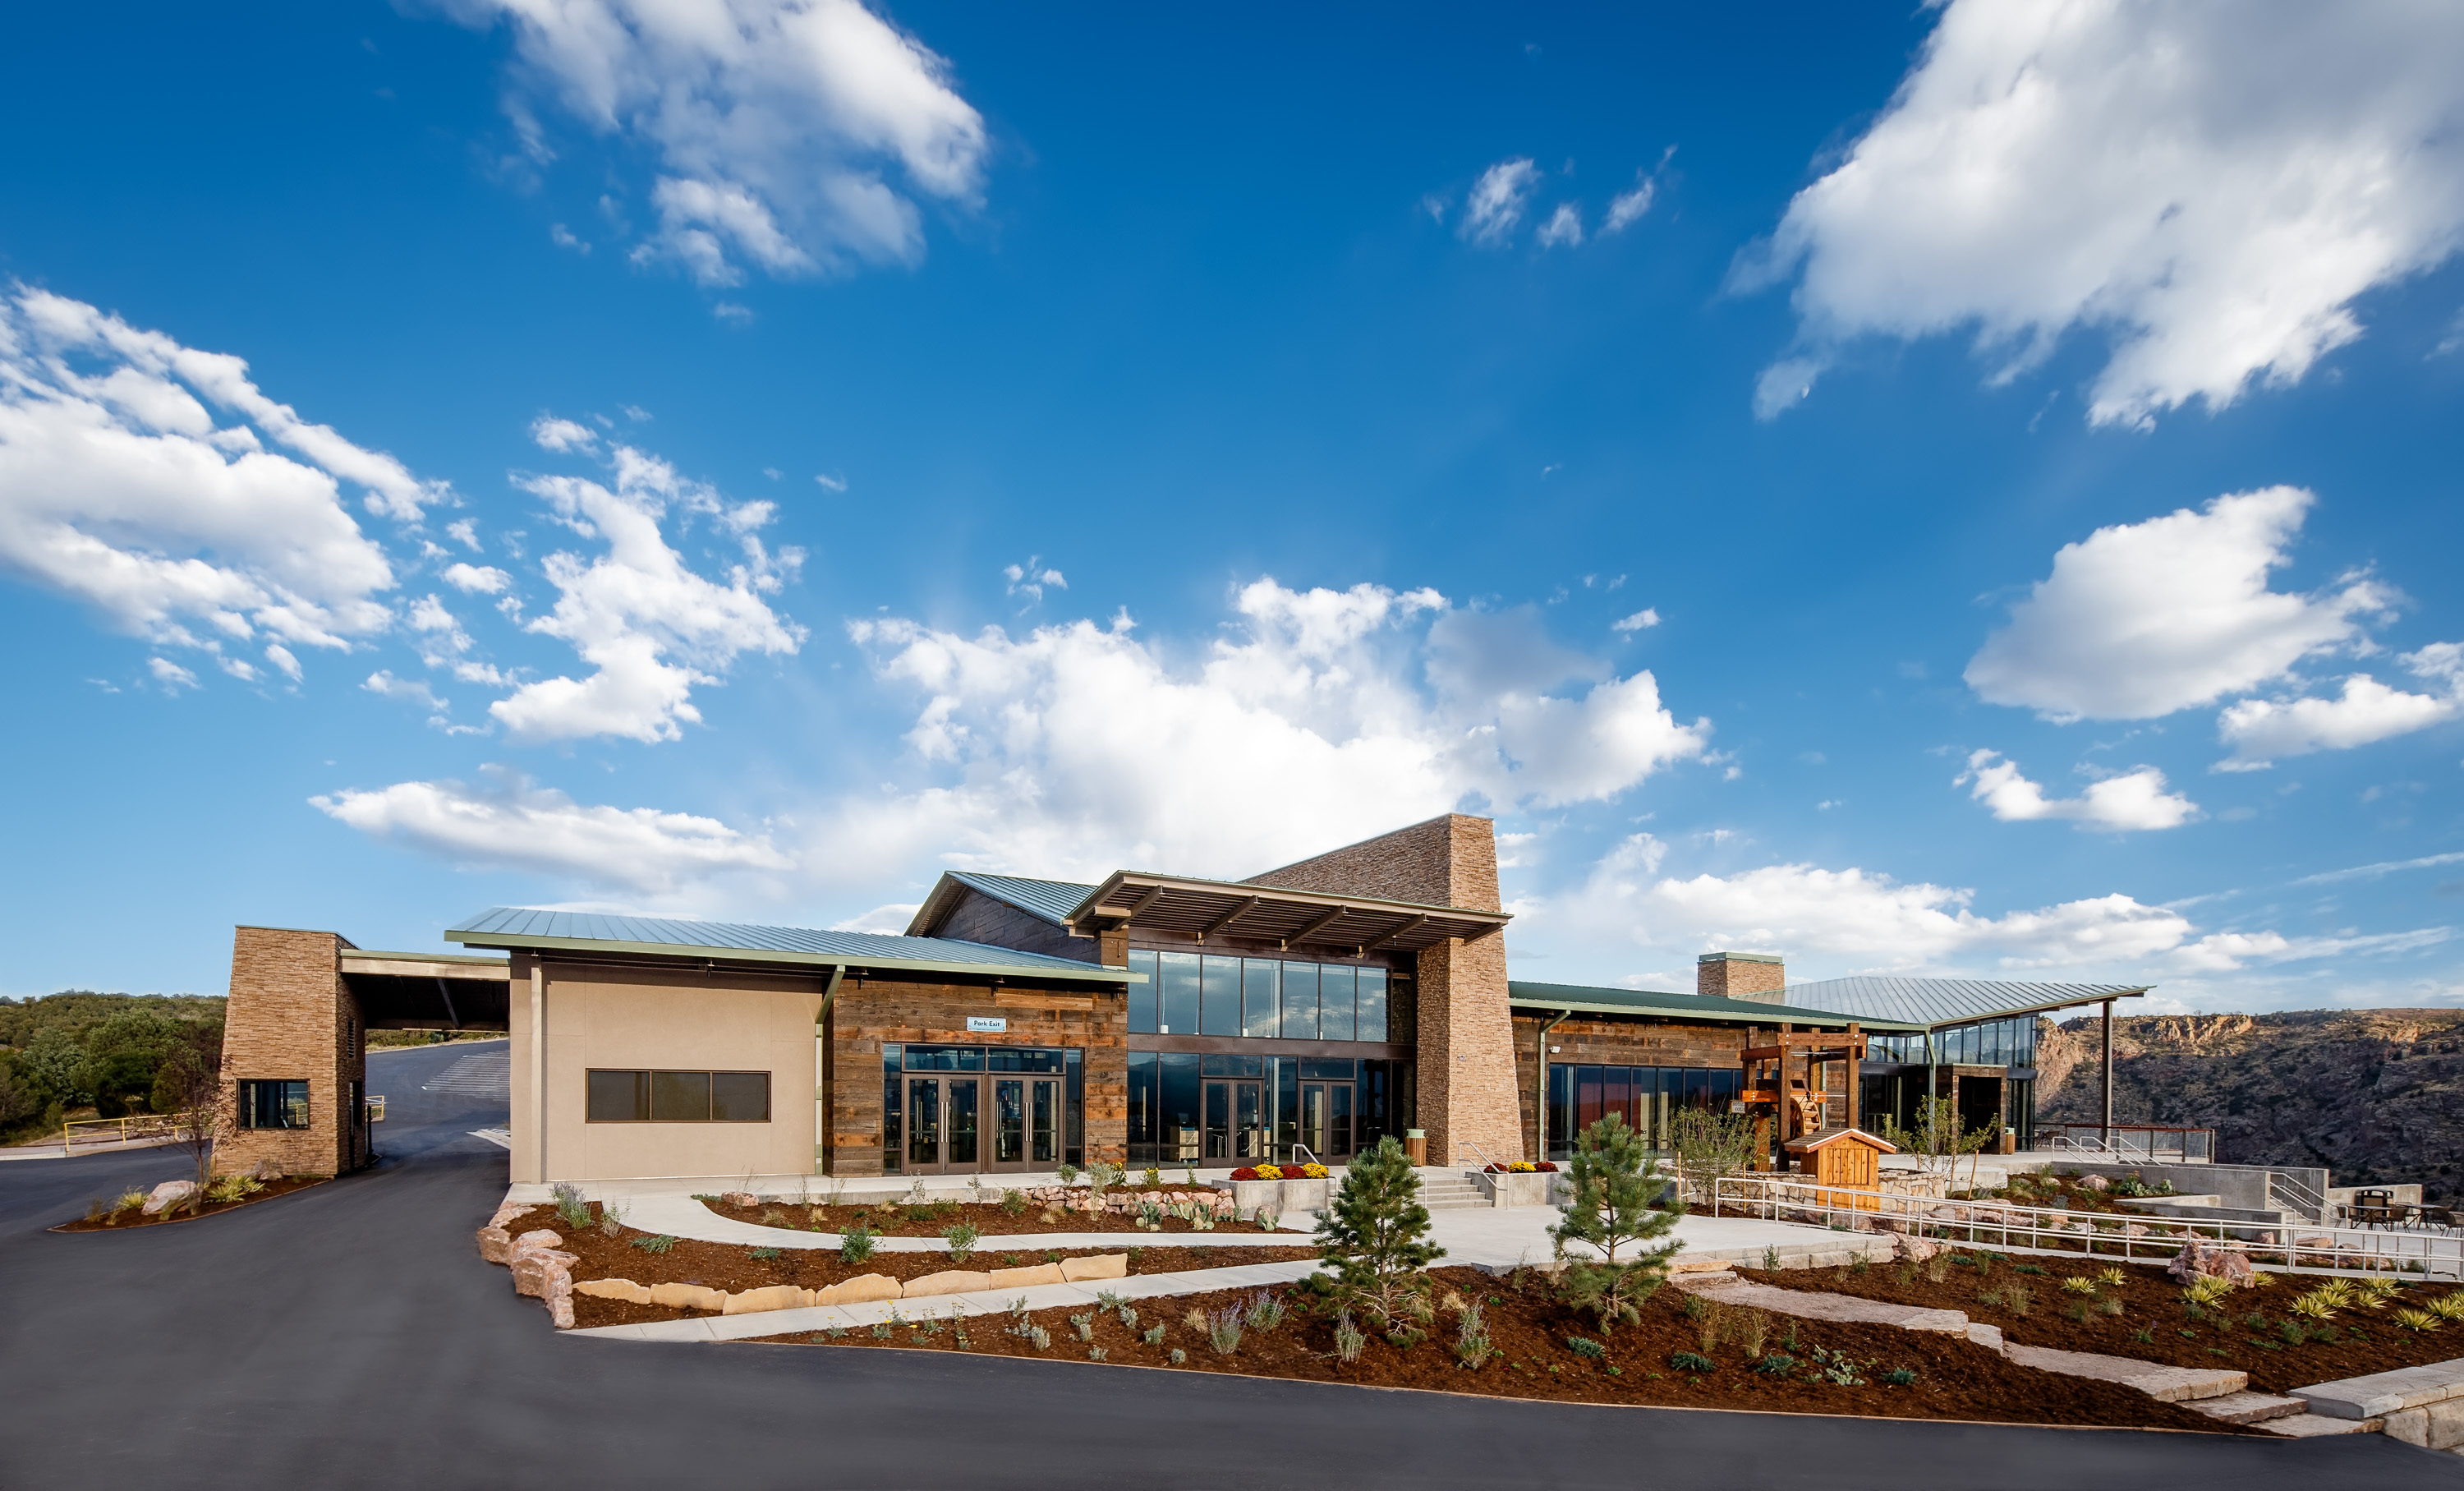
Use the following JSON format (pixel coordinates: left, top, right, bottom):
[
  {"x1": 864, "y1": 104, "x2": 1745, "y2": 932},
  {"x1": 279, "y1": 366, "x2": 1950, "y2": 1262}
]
[
  {"x1": 1124, "y1": 950, "x2": 1398, "y2": 1043},
  {"x1": 586, "y1": 1070, "x2": 771, "y2": 1122},
  {"x1": 879, "y1": 1044, "x2": 1083, "y2": 1174},
  {"x1": 1544, "y1": 1064, "x2": 1740, "y2": 1159},
  {"x1": 237, "y1": 1079, "x2": 310, "y2": 1130}
]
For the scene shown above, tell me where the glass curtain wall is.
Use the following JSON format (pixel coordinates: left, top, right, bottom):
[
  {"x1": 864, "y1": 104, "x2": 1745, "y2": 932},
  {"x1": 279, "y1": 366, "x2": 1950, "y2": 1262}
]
[
  {"x1": 880, "y1": 1043, "x2": 1084, "y2": 1174},
  {"x1": 1544, "y1": 1064, "x2": 1742, "y2": 1160},
  {"x1": 1127, "y1": 1051, "x2": 1409, "y2": 1166},
  {"x1": 1124, "y1": 950, "x2": 1395, "y2": 1043}
]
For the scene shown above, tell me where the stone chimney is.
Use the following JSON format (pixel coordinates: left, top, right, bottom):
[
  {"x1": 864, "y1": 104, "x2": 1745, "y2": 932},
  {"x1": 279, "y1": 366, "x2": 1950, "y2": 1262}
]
[{"x1": 1698, "y1": 951, "x2": 1786, "y2": 1003}]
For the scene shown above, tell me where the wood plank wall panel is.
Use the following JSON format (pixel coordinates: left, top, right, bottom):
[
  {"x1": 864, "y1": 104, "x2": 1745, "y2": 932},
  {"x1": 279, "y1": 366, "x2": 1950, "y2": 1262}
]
[
  {"x1": 1509, "y1": 1013, "x2": 1753, "y2": 1158},
  {"x1": 932, "y1": 890, "x2": 1092, "y2": 961},
  {"x1": 825, "y1": 973, "x2": 1129, "y2": 1176}
]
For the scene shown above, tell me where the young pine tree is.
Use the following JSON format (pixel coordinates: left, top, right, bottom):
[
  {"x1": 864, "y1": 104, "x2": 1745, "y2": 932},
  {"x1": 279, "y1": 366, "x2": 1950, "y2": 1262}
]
[
  {"x1": 1550, "y1": 1113, "x2": 1684, "y2": 1334},
  {"x1": 1313, "y1": 1135, "x2": 1444, "y2": 1341}
]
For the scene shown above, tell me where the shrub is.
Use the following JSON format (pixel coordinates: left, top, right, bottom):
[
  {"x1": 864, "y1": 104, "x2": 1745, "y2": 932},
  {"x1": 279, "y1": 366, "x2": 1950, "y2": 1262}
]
[
  {"x1": 2004, "y1": 1284, "x2": 2031, "y2": 1317},
  {"x1": 1332, "y1": 1310, "x2": 1368, "y2": 1364},
  {"x1": 552, "y1": 1181, "x2": 592, "y2": 1231},
  {"x1": 1055, "y1": 1161, "x2": 1079, "y2": 1185},
  {"x1": 1245, "y1": 1291, "x2": 1287, "y2": 1333},
  {"x1": 1549, "y1": 1114, "x2": 1684, "y2": 1334},
  {"x1": 1142, "y1": 1166, "x2": 1162, "y2": 1188},
  {"x1": 2356, "y1": 1277, "x2": 2401, "y2": 1310},
  {"x1": 1566, "y1": 1336, "x2": 1607, "y2": 1360},
  {"x1": 1807, "y1": 1345, "x2": 1865, "y2": 1386},
  {"x1": 2429, "y1": 1292, "x2": 2464, "y2": 1322},
  {"x1": 1313, "y1": 1135, "x2": 1443, "y2": 1337},
  {"x1": 1096, "y1": 1289, "x2": 1124, "y2": 1310},
  {"x1": 1882, "y1": 1367, "x2": 1918, "y2": 1387},
  {"x1": 1763, "y1": 1245, "x2": 1783, "y2": 1272},
  {"x1": 1069, "y1": 1311, "x2": 1096, "y2": 1342},
  {"x1": 839, "y1": 1225, "x2": 876, "y2": 1263},
  {"x1": 2182, "y1": 1274, "x2": 2236, "y2": 1309},
  {"x1": 1169, "y1": 1347, "x2": 1187, "y2": 1365},
  {"x1": 1923, "y1": 1254, "x2": 1950, "y2": 1284},
  {"x1": 1695, "y1": 1302, "x2": 1730, "y2": 1355},
  {"x1": 113, "y1": 1188, "x2": 146, "y2": 1213},
  {"x1": 1669, "y1": 1351, "x2": 1714, "y2": 1373},
  {"x1": 1087, "y1": 1346, "x2": 1106, "y2": 1361},
  {"x1": 2397, "y1": 1306, "x2": 2443, "y2": 1332},
  {"x1": 2061, "y1": 1277, "x2": 2097, "y2": 1295},
  {"x1": 1142, "y1": 1323, "x2": 1166, "y2": 1346},
  {"x1": 760, "y1": 1207, "x2": 788, "y2": 1227},
  {"x1": 749, "y1": 1246, "x2": 781, "y2": 1261},
  {"x1": 1000, "y1": 1188, "x2": 1027, "y2": 1217},
  {"x1": 1737, "y1": 1307, "x2": 1770, "y2": 1360},
  {"x1": 2096, "y1": 1265, "x2": 2127, "y2": 1288},
  {"x1": 629, "y1": 1234, "x2": 678, "y2": 1254},
  {"x1": 1207, "y1": 1305, "x2": 1245, "y2": 1355},
  {"x1": 1026, "y1": 1325, "x2": 1050, "y2": 1350},
  {"x1": 941, "y1": 1222, "x2": 980, "y2": 1263},
  {"x1": 206, "y1": 1173, "x2": 260, "y2": 1204},
  {"x1": 1453, "y1": 1300, "x2": 1496, "y2": 1369},
  {"x1": 1753, "y1": 1354, "x2": 1795, "y2": 1375}
]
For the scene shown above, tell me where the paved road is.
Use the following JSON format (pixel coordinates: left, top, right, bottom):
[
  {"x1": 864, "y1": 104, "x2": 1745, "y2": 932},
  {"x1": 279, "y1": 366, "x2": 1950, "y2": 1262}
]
[{"x1": 0, "y1": 1038, "x2": 2453, "y2": 1489}]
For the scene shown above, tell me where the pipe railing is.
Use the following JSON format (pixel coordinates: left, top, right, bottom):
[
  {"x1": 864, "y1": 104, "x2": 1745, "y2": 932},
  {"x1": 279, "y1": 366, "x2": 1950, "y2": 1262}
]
[
  {"x1": 1708, "y1": 1171, "x2": 2464, "y2": 1281},
  {"x1": 2036, "y1": 1124, "x2": 2216, "y2": 1163}
]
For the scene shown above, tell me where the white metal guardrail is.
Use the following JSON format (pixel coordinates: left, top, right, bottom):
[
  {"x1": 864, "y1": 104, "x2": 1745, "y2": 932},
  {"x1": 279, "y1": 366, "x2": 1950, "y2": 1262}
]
[
  {"x1": 1703, "y1": 1171, "x2": 2464, "y2": 1281},
  {"x1": 2036, "y1": 1124, "x2": 2216, "y2": 1163}
]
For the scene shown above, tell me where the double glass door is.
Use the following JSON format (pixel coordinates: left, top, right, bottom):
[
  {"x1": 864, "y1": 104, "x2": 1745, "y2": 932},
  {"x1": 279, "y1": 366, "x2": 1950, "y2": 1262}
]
[
  {"x1": 906, "y1": 1075, "x2": 1060, "y2": 1174},
  {"x1": 1298, "y1": 1080, "x2": 1354, "y2": 1162},
  {"x1": 1202, "y1": 1079, "x2": 1266, "y2": 1162}
]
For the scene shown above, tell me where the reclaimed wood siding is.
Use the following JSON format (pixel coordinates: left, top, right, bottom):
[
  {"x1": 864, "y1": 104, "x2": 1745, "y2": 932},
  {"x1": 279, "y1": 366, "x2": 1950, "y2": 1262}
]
[
  {"x1": 1510, "y1": 1014, "x2": 1752, "y2": 1157},
  {"x1": 825, "y1": 973, "x2": 1129, "y2": 1176},
  {"x1": 931, "y1": 890, "x2": 1093, "y2": 961}
]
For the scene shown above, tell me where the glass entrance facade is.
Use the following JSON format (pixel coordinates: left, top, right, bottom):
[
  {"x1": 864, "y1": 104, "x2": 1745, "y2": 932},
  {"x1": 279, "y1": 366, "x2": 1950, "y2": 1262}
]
[
  {"x1": 1127, "y1": 1052, "x2": 1408, "y2": 1167},
  {"x1": 881, "y1": 1043, "x2": 1083, "y2": 1174},
  {"x1": 1543, "y1": 1064, "x2": 1743, "y2": 1160},
  {"x1": 1122, "y1": 950, "x2": 1405, "y2": 1043}
]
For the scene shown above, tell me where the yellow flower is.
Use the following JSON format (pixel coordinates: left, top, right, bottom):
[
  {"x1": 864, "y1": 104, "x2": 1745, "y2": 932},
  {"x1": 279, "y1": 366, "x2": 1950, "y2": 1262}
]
[{"x1": 1253, "y1": 1164, "x2": 1283, "y2": 1180}]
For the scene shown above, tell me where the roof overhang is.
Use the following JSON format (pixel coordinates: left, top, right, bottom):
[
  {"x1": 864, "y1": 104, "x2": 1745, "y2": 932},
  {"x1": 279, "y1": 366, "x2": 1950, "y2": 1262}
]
[
  {"x1": 442, "y1": 927, "x2": 1138, "y2": 985},
  {"x1": 1505, "y1": 992, "x2": 1922, "y2": 1031},
  {"x1": 341, "y1": 950, "x2": 513, "y2": 1031},
  {"x1": 1878, "y1": 988, "x2": 2151, "y2": 1029},
  {"x1": 1068, "y1": 871, "x2": 1508, "y2": 954}
]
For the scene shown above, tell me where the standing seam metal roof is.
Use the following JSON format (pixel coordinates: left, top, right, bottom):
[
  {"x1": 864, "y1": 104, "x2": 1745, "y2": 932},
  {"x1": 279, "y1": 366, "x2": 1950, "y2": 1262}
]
[
  {"x1": 1506, "y1": 981, "x2": 1923, "y2": 1031},
  {"x1": 945, "y1": 872, "x2": 1100, "y2": 927},
  {"x1": 444, "y1": 907, "x2": 1127, "y2": 979},
  {"x1": 1777, "y1": 975, "x2": 2146, "y2": 1028}
]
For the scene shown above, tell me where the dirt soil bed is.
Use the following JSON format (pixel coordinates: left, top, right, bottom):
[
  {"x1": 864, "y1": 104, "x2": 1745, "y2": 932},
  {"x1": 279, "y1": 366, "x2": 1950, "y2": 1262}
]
[
  {"x1": 700, "y1": 1191, "x2": 1282, "y2": 1236},
  {"x1": 1745, "y1": 1252, "x2": 2464, "y2": 1394},
  {"x1": 522, "y1": 1204, "x2": 1318, "y2": 1329},
  {"x1": 743, "y1": 1263, "x2": 2241, "y2": 1432},
  {"x1": 53, "y1": 1176, "x2": 329, "y2": 1232}
]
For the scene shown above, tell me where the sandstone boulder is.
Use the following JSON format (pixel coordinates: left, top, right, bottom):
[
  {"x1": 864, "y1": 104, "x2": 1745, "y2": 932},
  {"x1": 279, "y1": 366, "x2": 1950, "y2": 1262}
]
[
  {"x1": 722, "y1": 1285, "x2": 813, "y2": 1315},
  {"x1": 2080, "y1": 1175, "x2": 2110, "y2": 1192},
  {"x1": 140, "y1": 1180, "x2": 196, "y2": 1217},
  {"x1": 2167, "y1": 1239, "x2": 2254, "y2": 1286},
  {"x1": 903, "y1": 1270, "x2": 994, "y2": 1299},
  {"x1": 489, "y1": 1201, "x2": 537, "y2": 1230},
  {"x1": 577, "y1": 1277, "x2": 653, "y2": 1303},
  {"x1": 988, "y1": 1263, "x2": 1067, "y2": 1289},
  {"x1": 721, "y1": 1190, "x2": 757, "y2": 1208},
  {"x1": 512, "y1": 1249, "x2": 577, "y2": 1299},
  {"x1": 647, "y1": 1282, "x2": 729, "y2": 1312},
  {"x1": 476, "y1": 1226, "x2": 513, "y2": 1264},
  {"x1": 549, "y1": 1295, "x2": 575, "y2": 1330},
  {"x1": 815, "y1": 1273, "x2": 903, "y2": 1305},
  {"x1": 245, "y1": 1158, "x2": 286, "y2": 1182},
  {"x1": 1891, "y1": 1233, "x2": 1942, "y2": 1263},
  {"x1": 510, "y1": 1228, "x2": 564, "y2": 1255},
  {"x1": 1059, "y1": 1253, "x2": 1129, "y2": 1282}
]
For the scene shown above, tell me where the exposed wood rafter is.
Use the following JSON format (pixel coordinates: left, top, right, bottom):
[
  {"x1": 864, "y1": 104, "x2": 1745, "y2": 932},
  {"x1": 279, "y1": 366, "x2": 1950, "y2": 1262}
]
[
  {"x1": 1283, "y1": 904, "x2": 1353, "y2": 950},
  {"x1": 1198, "y1": 895, "x2": 1263, "y2": 942}
]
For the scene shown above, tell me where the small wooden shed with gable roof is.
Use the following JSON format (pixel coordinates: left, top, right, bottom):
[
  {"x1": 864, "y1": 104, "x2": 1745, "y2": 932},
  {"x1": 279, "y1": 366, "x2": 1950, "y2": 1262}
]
[{"x1": 1783, "y1": 1125, "x2": 1894, "y2": 1207}]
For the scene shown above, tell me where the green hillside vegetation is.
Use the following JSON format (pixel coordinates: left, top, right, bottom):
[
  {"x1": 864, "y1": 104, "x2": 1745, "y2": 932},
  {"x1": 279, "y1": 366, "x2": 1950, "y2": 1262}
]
[{"x1": 0, "y1": 992, "x2": 226, "y2": 1143}]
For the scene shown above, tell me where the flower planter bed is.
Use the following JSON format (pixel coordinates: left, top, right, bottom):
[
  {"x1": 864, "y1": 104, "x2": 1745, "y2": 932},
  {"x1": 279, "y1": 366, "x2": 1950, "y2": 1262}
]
[
  {"x1": 740, "y1": 1263, "x2": 2241, "y2": 1433},
  {"x1": 1742, "y1": 1254, "x2": 2464, "y2": 1395},
  {"x1": 52, "y1": 1175, "x2": 329, "y2": 1232},
  {"x1": 701, "y1": 1189, "x2": 1281, "y2": 1236},
  {"x1": 522, "y1": 1204, "x2": 1317, "y2": 1328}
]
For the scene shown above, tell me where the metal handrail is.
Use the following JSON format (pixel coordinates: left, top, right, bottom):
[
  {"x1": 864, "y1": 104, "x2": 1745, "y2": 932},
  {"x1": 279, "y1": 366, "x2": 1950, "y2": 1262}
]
[
  {"x1": 1709, "y1": 1172, "x2": 2464, "y2": 1281},
  {"x1": 1289, "y1": 1142, "x2": 1319, "y2": 1169},
  {"x1": 62, "y1": 1114, "x2": 197, "y2": 1150}
]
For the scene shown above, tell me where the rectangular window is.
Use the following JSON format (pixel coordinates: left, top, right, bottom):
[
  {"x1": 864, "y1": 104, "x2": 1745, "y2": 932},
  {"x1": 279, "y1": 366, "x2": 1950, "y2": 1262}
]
[
  {"x1": 1280, "y1": 962, "x2": 1319, "y2": 1040},
  {"x1": 1319, "y1": 964, "x2": 1356, "y2": 1042},
  {"x1": 1127, "y1": 950, "x2": 1159, "y2": 1034},
  {"x1": 882, "y1": 1044, "x2": 903, "y2": 1173},
  {"x1": 1199, "y1": 954, "x2": 1243, "y2": 1037},
  {"x1": 587, "y1": 1070, "x2": 770, "y2": 1122},
  {"x1": 237, "y1": 1079, "x2": 310, "y2": 1130},
  {"x1": 1355, "y1": 969, "x2": 1387, "y2": 1043},
  {"x1": 1159, "y1": 1053, "x2": 1202, "y2": 1164},
  {"x1": 1064, "y1": 1047, "x2": 1084, "y2": 1168},
  {"x1": 1547, "y1": 1064, "x2": 1573, "y2": 1158},
  {"x1": 1242, "y1": 959, "x2": 1280, "y2": 1038},
  {"x1": 1127, "y1": 1051, "x2": 1158, "y2": 1151},
  {"x1": 1158, "y1": 951, "x2": 1200, "y2": 1036}
]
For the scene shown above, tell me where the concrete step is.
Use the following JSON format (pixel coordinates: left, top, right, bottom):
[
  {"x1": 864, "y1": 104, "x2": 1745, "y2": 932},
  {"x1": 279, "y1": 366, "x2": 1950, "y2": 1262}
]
[
  {"x1": 2186, "y1": 1391, "x2": 2309, "y2": 1425},
  {"x1": 2261, "y1": 1411, "x2": 2384, "y2": 1438},
  {"x1": 2001, "y1": 1342, "x2": 2247, "y2": 1403}
]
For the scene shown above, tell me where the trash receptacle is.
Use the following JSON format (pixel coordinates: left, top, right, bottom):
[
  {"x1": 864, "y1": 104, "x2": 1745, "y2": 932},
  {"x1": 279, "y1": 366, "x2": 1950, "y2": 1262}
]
[{"x1": 1404, "y1": 1129, "x2": 1427, "y2": 1165}]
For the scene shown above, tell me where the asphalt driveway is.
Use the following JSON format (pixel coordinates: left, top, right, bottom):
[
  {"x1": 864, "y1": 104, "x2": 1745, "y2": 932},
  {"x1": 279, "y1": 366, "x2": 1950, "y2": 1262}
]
[{"x1": 0, "y1": 1038, "x2": 2452, "y2": 1489}]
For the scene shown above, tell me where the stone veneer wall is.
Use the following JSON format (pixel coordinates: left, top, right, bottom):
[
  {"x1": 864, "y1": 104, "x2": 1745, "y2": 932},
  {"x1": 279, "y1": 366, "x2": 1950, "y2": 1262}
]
[
  {"x1": 1697, "y1": 953, "x2": 1786, "y2": 1003},
  {"x1": 1245, "y1": 813, "x2": 1524, "y2": 1166},
  {"x1": 218, "y1": 926, "x2": 365, "y2": 1177}
]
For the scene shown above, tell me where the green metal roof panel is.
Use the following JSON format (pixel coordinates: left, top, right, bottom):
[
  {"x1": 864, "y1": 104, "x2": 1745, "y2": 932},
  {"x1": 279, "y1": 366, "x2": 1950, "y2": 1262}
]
[
  {"x1": 946, "y1": 871, "x2": 1100, "y2": 927},
  {"x1": 444, "y1": 907, "x2": 1132, "y2": 982},
  {"x1": 1777, "y1": 975, "x2": 2147, "y2": 1028},
  {"x1": 1506, "y1": 980, "x2": 1923, "y2": 1030}
]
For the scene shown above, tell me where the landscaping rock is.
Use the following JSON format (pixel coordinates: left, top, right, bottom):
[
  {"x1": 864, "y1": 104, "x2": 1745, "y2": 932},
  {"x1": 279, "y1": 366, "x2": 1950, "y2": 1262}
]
[
  {"x1": 245, "y1": 1158, "x2": 285, "y2": 1181},
  {"x1": 488, "y1": 1201, "x2": 536, "y2": 1230},
  {"x1": 2186, "y1": 1391, "x2": 2309, "y2": 1425},
  {"x1": 2080, "y1": 1175, "x2": 2109, "y2": 1191},
  {"x1": 903, "y1": 1270, "x2": 995, "y2": 1299},
  {"x1": 140, "y1": 1180, "x2": 196, "y2": 1216},
  {"x1": 815, "y1": 1273, "x2": 902, "y2": 1305},
  {"x1": 577, "y1": 1277, "x2": 653, "y2": 1304},
  {"x1": 2294, "y1": 1357, "x2": 2464, "y2": 1420},
  {"x1": 1060, "y1": 1253, "x2": 1129, "y2": 1282},
  {"x1": 2166, "y1": 1240, "x2": 2253, "y2": 1287},
  {"x1": 2002, "y1": 1342, "x2": 2246, "y2": 1402},
  {"x1": 476, "y1": 1226, "x2": 513, "y2": 1264},
  {"x1": 988, "y1": 1263, "x2": 1067, "y2": 1289},
  {"x1": 2261, "y1": 1412, "x2": 2383, "y2": 1438},
  {"x1": 722, "y1": 1285, "x2": 812, "y2": 1315},
  {"x1": 510, "y1": 1228, "x2": 564, "y2": 1254},
  {"x1": 1890, "y1": 1234, "x2": 1942, "y2": 1263},
  {"x1": 647, "y1": 1282, "x2": 728, "y2": 1311},
  {"x1": 549, "y1": 1295, "x2": 574, "y2": 1330},
  {"x1": 721, "y1": 1190, "x2": 757, "y2": 1208},
  {"x1": 512, "y1": 1249, "x2": 577, "y2": 1299}
]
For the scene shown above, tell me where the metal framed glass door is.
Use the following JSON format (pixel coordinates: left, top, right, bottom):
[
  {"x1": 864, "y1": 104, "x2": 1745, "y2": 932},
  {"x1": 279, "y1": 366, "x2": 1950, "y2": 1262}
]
[
  {"x1": 1300, "y1": 1081, "x2": 1354, "y2": 1162},
  {"x1": 907, "y1": 1077, "x2": 943, "y2": 1172},
  {"x1": 990, "y1": 1076, "x2": 1061, "y2": 1172},
  {"x1": 1203, "y1": 1079, "x2": 1266, "y2": 1162}
]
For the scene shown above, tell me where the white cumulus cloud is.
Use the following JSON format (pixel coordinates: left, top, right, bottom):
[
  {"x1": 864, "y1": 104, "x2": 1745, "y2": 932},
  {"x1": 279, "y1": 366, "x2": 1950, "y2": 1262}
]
[
  {"x1": 492, "y1": 444, "x2": 804, "y2": 743},
  {"x1": 530, "y1": 415, "x2": 597, "y2": 453},
  {"x1": 2216, "y1": 642, "x2": 2464, "y2": 767},
  {"x1": 1602, "y1": 173, "x2": 1656, "y2": 234},
  {"x1": 314, "y1": 766, "x2": 793, "y2": 897},
  {"x1": 1534, "y1": 203, "x2": 1584, "y2": 249},
  {"x1": 1958, "y1": 750, "x2": 2198, "y2": 831},
  {"x1": 0, "y1": 286, "x2": 434, "y2": 679},
  {"x1": 1740, "y1": 0, "x2": 2464, "y2": 425},
  {"x1": 1965, "y1": 486, "x2": 2391, "y2": 720},
  {"x1": 1460, "y1": 159, "x2": 1539, "y2": 247},
  {"x1": 824, "y1": 581, "x2": 1709, "y2": 887},
  {"x1": 443, "y1": 563, "x2": 513, "y2": 595},
  {"x1": 452, "y1": 0, "x2": 989, "y2": 284}
]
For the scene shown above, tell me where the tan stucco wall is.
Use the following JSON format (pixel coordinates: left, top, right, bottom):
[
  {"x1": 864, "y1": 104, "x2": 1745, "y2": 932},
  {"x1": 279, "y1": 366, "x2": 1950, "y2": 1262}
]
[{"x1": 513, "y1": 957, "x2": 824, "y2": 1183}]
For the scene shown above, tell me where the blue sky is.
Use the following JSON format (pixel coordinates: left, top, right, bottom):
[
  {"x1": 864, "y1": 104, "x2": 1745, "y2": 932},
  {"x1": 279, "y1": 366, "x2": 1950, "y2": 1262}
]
[{"x1": 5, "y1": 2, "x2": 2463, "y2": 1013}]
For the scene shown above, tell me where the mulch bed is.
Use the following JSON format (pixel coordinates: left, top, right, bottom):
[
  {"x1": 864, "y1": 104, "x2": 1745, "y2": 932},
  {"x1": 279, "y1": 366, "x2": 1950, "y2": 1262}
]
[
  {"x1": 517, "y1": 1203, "x2": 1318, "y2": 1329},
  {"x1": 52, "y1": 1176, "x2": 330, "y2": 1232},
  {"x1": 1744, "y1": 1252, "x2": 2464, "y2": 1394},
  {"x1": 742, "y1": 1263, "x2": 2242, "y2": 1433},
  {"x1": 699, "y1": 1191, "x2": 1283, "y2": 1236}
]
